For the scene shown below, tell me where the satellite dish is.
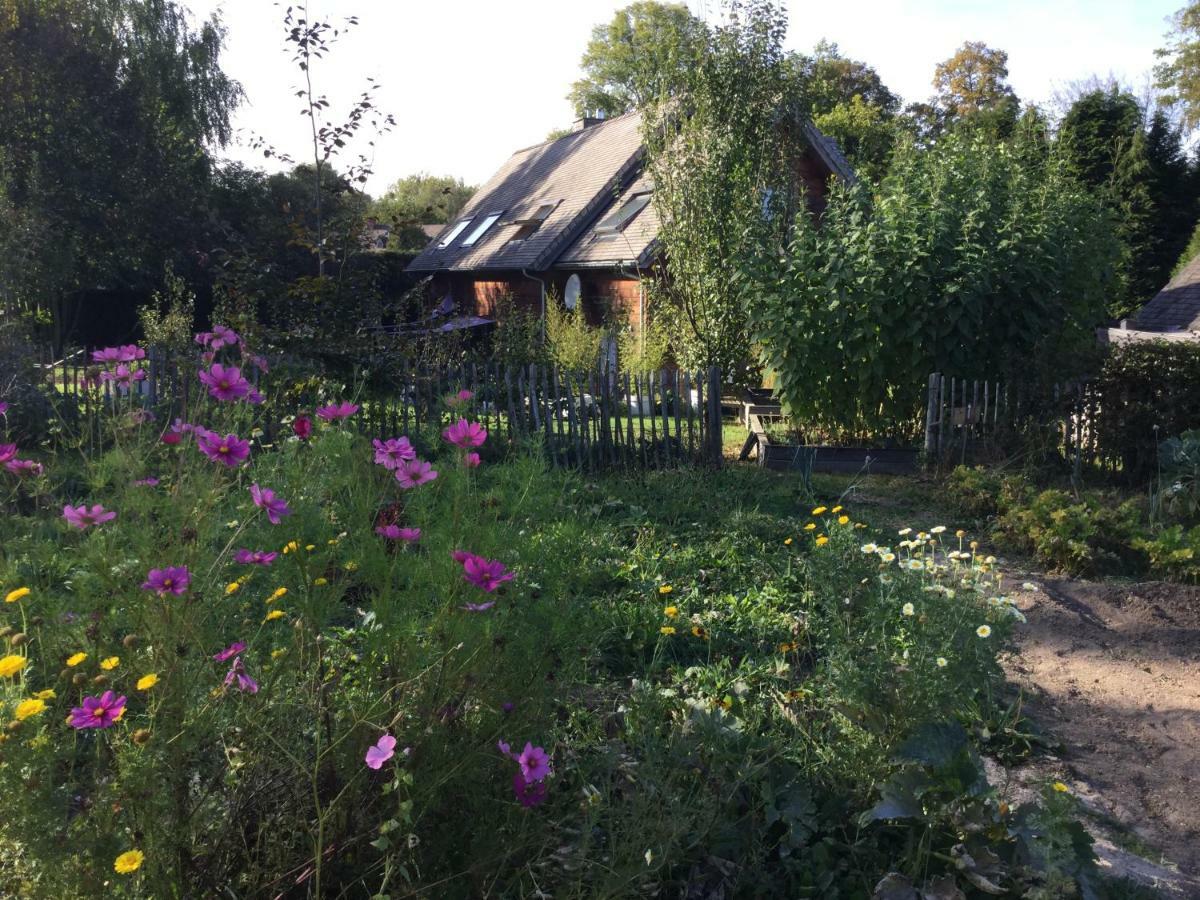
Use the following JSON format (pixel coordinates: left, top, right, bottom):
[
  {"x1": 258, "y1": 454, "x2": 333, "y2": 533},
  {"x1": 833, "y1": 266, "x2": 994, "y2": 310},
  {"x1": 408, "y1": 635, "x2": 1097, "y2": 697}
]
[{"x1": 564, "y1": 274, "x2": 581, "y2": 311}]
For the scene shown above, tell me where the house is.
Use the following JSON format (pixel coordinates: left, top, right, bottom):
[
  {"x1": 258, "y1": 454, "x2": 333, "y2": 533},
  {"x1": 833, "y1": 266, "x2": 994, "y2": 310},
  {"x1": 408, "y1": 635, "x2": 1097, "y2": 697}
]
[
  {"x1": 405, "y1": 110, "x2": 853, "y2": 336},
  {"x1": 1100, "y1": 253, "x2": 1200, "y2": 344}
]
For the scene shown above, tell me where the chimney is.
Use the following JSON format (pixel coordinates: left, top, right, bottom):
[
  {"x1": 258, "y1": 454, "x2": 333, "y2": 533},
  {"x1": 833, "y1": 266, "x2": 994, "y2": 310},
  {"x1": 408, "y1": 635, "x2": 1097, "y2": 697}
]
[{"x1": 572, "y1": 111, "x2": 606, "y2": 132}]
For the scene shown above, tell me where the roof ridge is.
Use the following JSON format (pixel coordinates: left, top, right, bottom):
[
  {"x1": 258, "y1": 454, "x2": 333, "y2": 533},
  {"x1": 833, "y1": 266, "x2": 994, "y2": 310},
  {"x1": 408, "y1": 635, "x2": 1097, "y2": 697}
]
[{"x1": 511, "y1": 109, "x2": 643, "y2": 155}]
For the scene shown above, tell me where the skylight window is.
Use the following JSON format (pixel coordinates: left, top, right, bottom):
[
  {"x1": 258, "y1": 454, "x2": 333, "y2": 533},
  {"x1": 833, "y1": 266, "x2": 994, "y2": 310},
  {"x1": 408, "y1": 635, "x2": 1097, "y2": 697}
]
[
  {"x1": 461, "y1": 212, "x2": 503, "y2": 247},
  {"x1": 438, "y1": 219, "x2": 472, "y2": 248},
  {"x1": 595, "y1": 192, "x2": 651, "y2": 236},
  {"x1": 508, "y1": 201, "x2": 558, "y2": 242}
]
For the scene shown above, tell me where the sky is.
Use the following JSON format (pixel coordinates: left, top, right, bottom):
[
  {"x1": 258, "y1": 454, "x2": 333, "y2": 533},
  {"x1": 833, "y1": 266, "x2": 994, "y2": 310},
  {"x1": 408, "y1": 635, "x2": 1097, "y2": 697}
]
[{"x1": 186, "y1": 0, "x2": 1183, "y2": 196}]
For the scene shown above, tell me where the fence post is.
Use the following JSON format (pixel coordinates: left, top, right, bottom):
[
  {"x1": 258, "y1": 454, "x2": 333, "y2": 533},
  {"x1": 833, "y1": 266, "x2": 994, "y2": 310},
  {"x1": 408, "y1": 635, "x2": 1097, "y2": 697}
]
[
  {"x1": 706, "y1": 366, "x2": 722, "y2": 467},
  {"x1": 923, "y1": 373, "x2": 940, "y2": 459}
]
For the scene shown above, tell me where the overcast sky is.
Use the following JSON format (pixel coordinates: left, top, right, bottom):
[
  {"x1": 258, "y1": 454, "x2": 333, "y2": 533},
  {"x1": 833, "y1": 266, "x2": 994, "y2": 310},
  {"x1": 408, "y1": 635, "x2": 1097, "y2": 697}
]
[{"x1": 186, "y1": 0, "x2": 1182, "y2": 195}]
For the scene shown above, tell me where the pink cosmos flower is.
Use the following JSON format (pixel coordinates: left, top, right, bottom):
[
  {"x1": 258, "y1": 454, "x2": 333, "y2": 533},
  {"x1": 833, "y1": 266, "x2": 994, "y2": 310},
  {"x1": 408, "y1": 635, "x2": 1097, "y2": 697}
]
[
  {"x1": 198, "y1": 363, "x2": 251, "y2": 402},
  {"x1": 0, "y1": 443, "x2": 17, "y2": 463},
  {"x1": 375, "y1": 525, "x2": 421, "y2": 542},
  {"x1": 161, "y1": 431, "x2": 182, "y2": 446},
  {"x1": 293, "y1": 416, "x2": 312, "y2": 440},
  {"x1": 372, "y1": 437, "x2": 416, "y2": 469},
  {"x1": 461, "y1": 601, "x2": 496, "y2": 612},
  {"x1": 234, "y1": 549, "x2": 277, "y2": 566},
  {"x1": 513, "y1": 773, "x2": 548, "y2": 807},
  {"x1": 248, "y1": 353, "x2": 269, "y2": 374},
  {"x1": 365, "y1": 734, "x2": 397, "y2": 769},
  {"x1": 133, "y1": 477, "x2": 160, "y2": 487},
  {"x1": 194, "y1": 325, "x2": 240, "y2": 350},
  {"x1": 69, "y1": 691, "x2": 126, "y2": 729},
  {"x1": 395, "y1": 459, "x2": 438, "y2": 489},
  {"x1": 446, "y1": 389, "x2": 473, "y2": 408},
  {"x1": 249, "y1": 484, "x2": 291, "y2": 525},
  {"x1": 464, "y1": 452, "x2": 481, "y2": 468},
  {"x1": 517, "y1": 742, "x2": 551, "y2": 782},
  {"x1": 131, "y1": 408, "x2": 156, "y2": 424},
  {"x1": 197, "y1": 431, "x2": 251, "y2": 467},
  {"x1": 451, "y1": 550, "x2": 473, "y2": 563},
  {"x1": 62, "y1": 504, "x2": 117, "y2": 530},
  {"x1": 99, "y1": 364, "x2": 146, "y2": 388},
  {"x1": 5, "y1": 459, "x2": 43, "y2": 477},
  {"x1": 316, "y1": 402, "x2": 359, "y2": 421},
  {"x1": 92, "y1": 345, "x2": 144, "y2": 364},
  {"x1": 0, "y1": 401, "x2": 8, "y2": 416},
  {"x1": 213, "y1": 641, "x2": 246, "y2": 662},
  {"x1": 461, "y1": 555, "x2": 514, "y2": 593},
  {"x1": 142, "y1": 566, "x2": 190, "y2": 596},
  {"x1": 247, "y1": 388, "x2": 264, "y2": 405},
  {"x1": 442, "y1": 418, "x2": 487, "y2": 449},
  {"x1": 223, "y1": 656, "x2": 259, "y2": 694}
]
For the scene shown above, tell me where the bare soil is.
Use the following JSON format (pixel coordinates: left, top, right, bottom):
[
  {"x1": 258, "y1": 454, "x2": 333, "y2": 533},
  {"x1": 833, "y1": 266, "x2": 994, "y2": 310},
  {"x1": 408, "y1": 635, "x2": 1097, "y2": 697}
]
[{"x1": 1002, "y1": 575, "x2": 1200, "y2": 893}]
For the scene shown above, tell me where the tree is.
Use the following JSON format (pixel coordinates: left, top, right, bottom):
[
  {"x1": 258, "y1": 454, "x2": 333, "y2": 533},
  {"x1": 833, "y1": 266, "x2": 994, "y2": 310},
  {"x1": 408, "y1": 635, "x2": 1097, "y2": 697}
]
[
  {"x1": 371, "y1": 174, "x2": 475, "y2": 252},
  {"x1": 1156, "y1": 2, "x2": 1200, "y2": 130},
  {"x1": 642, "y1": 0, "x2": 797, "y2": 376},
  {"x1": 0, "y1": 0, "x2": 241, "y2": 344},
  {"x1": 933, "y1": 41, "x2": 1015, "y2": 118},
  {"x1": 568, "y1": 1, "x2": 705, "y2": 118},
  {"x1": 741, "y1": 132, "x2": 1119, "y2": 436}
]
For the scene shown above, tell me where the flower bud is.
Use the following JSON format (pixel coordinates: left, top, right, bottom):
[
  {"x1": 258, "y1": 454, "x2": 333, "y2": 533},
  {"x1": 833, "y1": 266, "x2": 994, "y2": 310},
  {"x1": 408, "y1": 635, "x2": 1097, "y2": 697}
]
[
  {"x1": 91, "y1": 674, "x2": 109, "y2": 686},
  {"x1": 132, "y1": 729, "x2": 152, "y2": 746},
  {"x1": 72, "y1": 673, "x2": 87, "y2": 686},
  {"x1": 122, "y1": 634, "x2": 140, "y2": 649},
  {"x1": 9, "y1": 633, "x2": 27, "y2": 646}
]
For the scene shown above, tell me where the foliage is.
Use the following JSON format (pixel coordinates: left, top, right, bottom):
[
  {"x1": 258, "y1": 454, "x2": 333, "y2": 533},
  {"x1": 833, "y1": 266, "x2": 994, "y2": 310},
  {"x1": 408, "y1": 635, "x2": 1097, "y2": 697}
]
[
  {"x1": 1154, "y1": 429, "x2": 1200, "y2": 522},
  {"x1": 0, "y1": 0, "x2": 241, "y2": 338},
  {"x1": 1155, "y1": 1, "x2": 1200, "y2": 131},
  {"x1": 567, "y1": 0, "x2": 705, "y2": 118},
  {"x1": 1057, "y1": 89, "x2": 1198, "y2": 315},
  {"x1": 370, "y1": 173, "x2": 475, "y2": 253},
  {"x1": 932, "y1": 41, "x2": 1016, "y2": 118},
  {"x1": 642, "y1": 0, "x2": 797, "y2": 377},
  {"x1": 545, "y1": 295, "x2": 603, "y2": 371},
  {"x1": 812, "y1": 95, "x2": 897, "y2": 182},
  {"x1": 485, "y1": 292, "x2": 550, "y2": 368},
  {"x1": 1171, "y1": 219, "x2": 1200, "y2": 277},
  {"x1": 616, "y1": 314, "x2": 669, "y2": 373},
  {"x1": 0, "y1": 340, "x2": 1107, "y2": 895},
  {"x1": 137, "y1": 267, "x2": 196, "y2": 357},
  {"x1": 742, "y1": 131, "x2": 1117, "y2": 437},
  {"x1": 1087, "y1": 340, "x2": 1200, "y2": 481}
]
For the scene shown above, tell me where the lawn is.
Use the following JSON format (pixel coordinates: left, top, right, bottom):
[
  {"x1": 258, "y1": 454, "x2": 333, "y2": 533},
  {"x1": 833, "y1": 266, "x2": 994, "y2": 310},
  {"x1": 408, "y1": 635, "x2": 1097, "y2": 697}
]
[{"x1": 0, "y1": 342, "x2": 1113, "y2": 898}]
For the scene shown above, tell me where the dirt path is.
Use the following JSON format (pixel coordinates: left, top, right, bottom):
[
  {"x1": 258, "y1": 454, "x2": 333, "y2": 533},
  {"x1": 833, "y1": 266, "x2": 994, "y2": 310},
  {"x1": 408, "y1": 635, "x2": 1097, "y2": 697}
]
[{"x1": 1003, "y1": 576, "x2": 1200, "y2": 892}]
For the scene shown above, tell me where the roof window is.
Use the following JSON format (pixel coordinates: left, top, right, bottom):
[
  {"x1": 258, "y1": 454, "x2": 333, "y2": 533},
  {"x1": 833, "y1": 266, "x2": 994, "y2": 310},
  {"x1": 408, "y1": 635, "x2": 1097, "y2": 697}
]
[
  {"x1": 508, "y1": 201, "x2": 558, "y2": 242},
  {"x1": 594, "y1": 192, "x2": 651, "y2": 236},
  {"x1": 438, "y1": 219, "x2": 472, "y2": 248},
  {"x1": 461, "y1": 211, "x2": 503, "y2": 247}
]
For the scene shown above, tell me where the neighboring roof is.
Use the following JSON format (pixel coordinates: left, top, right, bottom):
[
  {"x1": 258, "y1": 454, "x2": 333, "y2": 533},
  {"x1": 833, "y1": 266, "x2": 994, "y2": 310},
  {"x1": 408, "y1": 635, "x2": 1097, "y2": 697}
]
[
  {"x1": 1132, "y1": 253, "x2": 1200, "y2": 333},
  {"x1": 407, "y1": 112, "x2": 646, "y2": 273},
  {"x1": 406, "y1": 110, "x2": 853, "y2": 275},
  {"x1": 420, "y1": 224, "x2": 444, "y2": 239}
]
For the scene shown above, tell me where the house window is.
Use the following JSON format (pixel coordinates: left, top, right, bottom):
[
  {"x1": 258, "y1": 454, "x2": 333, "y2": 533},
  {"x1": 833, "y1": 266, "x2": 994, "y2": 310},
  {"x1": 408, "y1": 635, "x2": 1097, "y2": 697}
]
[
  {"x1": 594, "y1": 192, "x2": 651, "y2": 236},
  {"x1": 461, "y1": 212, "x2": 503, "y2": 247},
  {"x1": 438, "y1": 219, "x2": 472, "y2": 248},
  {"x1": 507, "y1": 201, "x2": 558, "y2": 242}
]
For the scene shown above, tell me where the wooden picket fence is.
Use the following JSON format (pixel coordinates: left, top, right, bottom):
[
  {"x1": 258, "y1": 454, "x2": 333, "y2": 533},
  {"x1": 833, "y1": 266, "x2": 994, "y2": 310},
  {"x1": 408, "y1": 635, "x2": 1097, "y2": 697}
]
[
  {"x1": 33, "y1": 346, "x2": 723, "y2": 471},
  {"x1": 923, "y1": 372, "x2": 1099, "y2": 472}
]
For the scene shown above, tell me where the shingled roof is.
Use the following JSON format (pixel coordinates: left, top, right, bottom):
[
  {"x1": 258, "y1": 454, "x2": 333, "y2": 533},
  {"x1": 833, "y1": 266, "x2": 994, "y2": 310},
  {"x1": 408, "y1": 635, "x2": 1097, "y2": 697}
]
[
  {"x1": 1133, "y1": 252, "x2": 1200, "y2": 332},
  {"x1": 406, "y1": 110, "x2": 853, "y2": 275}
]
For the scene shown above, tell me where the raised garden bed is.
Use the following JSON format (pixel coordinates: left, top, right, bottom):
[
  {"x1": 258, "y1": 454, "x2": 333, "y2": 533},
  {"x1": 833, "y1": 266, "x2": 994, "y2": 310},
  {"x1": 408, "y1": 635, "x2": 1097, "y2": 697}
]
[{"x1": 758, "y1": 441, "x2": 919, "y2": 475}]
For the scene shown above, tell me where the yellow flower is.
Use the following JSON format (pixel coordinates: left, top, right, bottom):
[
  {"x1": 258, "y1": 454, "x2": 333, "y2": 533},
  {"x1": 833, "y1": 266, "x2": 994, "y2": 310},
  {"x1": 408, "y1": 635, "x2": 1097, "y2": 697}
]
[
  {"x1": 33, "y1": 689, "x2": 55, "y2": 700},
  {"x1": 225, "y1": 581, "x2": 241, "y2": 596},
  {"x1": 901, "y1": 603, "x2": 915, "y2": 616},
  {"x1": 264, "y1": 609, "x2": 285, "y2": 622},
  {"x1": 976, "y1": 625, "x2": 992, "y2": 639},
  {"x1": 267, "y1": 587, "x2": 288, "y2": 604},
  {"x1": 271, "y1": 648, "x2": 287, "y2": 659},
  {"x1": 100, "y1": 656, "x2": 120, "y2": 671},
  {"x1": 811, "y1": 506, "x2": 827, "y2": 515},
  {"x1": 4, "y1": 587, "x2": 30, "y2": 604},
  {"x1": 803, "y1": 523, "x2": 816, "y2": 532},
  {"x1": 15, "y1": 698, "x2": 46, "y2": 720},
  {"x1": 114, "y1": 849, "x2": 144, "y2": 874},
  {"x1": 778, "y1": 641, "x2": 798, "y2": 653},
  {"x1": 663, "y1": 606, "x2": 678, "y2": 618},
  {"x1": 691, "y1": 625, "x2": 709, "y2": 640},
  {"x1": 969, "y1": 540, "x2": 979, "y2": 550},
  {"x1": 282, "y1": 541, "x2": 299, "y2": 554},
  {"x1": 305, "y1": 544, "x2": 315, "y2": 552},
  {"x1": 783, "y1": 537, "x2": 793, "y2": 545},
  {"x1": 66, "y1": 652, "x2": 87, "y2": 667},
  {"x1": 831, "y1": 505, "x2": 843, "y2": 513},
  {"x1": 837, "y1": 515, "x2": 850, "y2": 525},
  {"x1": 659, "y1": 626, "x2": 676, "y2": 635},
  {"x1": 136, "y1": 674, "x2": 159, "y2": 691},
  {"x1": 313, "y1": 577, "x2": 328, "y2": 586},
  {"x1": 815, "y1": 536, "x2": 829, "y2": 547},
  {"x1": 1052, "y1": 781, "x2": 1070, "y2": 793},
  {"x1": 955, "y1": 529, "x2": 966, "y2": 539},
  {"x1": 344, "y1": 561, "x2": 359, "y2": 572},
  {"x1": 0, "y1": 655, "x2": 26, "y2": 678},
  {"x1": 658, "y1": 585, "x2": 673, "y2": 595}
]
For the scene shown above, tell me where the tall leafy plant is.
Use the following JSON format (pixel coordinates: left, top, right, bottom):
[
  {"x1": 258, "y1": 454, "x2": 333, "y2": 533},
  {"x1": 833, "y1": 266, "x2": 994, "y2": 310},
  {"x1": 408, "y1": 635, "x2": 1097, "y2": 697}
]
[{"x1": 742, "y1": 131, "x2": 1118, "y2": 437}]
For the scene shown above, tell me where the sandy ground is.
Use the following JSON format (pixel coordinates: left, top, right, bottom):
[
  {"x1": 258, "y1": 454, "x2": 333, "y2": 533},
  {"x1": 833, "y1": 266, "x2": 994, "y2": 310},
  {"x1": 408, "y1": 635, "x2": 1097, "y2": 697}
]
[{"x1": 1002, "y1": 575, "x2": 1200, "y2": 893}]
